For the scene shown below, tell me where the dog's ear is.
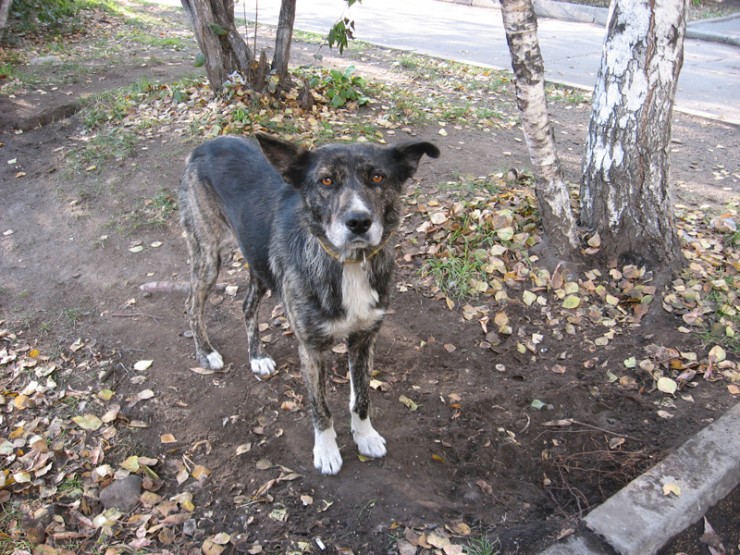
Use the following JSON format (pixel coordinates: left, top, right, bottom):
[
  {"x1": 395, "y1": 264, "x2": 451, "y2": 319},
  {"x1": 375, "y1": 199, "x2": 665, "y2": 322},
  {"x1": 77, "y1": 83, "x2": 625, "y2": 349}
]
[
  {"x1": 256, "y1": 132, "x2": 310, "y2": 185},
  {"x1": 392, "y1": 141, "x2": 440, "y2": 181}
]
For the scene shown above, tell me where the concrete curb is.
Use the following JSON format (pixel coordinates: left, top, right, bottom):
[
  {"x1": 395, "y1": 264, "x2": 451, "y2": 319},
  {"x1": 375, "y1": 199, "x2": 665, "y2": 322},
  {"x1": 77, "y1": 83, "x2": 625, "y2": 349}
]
[
  {"x1": 685, "y1": 29, "x2": 740, "y2": 47},
  {"x1": 539, "y1": 402, "x2": 740, "y2": 555},
  {"x1": 533, "y1": 0, "x2": 609, "y2": 26}
]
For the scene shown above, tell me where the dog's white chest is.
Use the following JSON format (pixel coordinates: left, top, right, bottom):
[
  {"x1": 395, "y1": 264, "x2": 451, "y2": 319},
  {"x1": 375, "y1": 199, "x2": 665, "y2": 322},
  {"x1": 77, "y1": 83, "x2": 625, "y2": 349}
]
[{"x1": 325, "y1": 263, "x2": 384, "y2": 338}]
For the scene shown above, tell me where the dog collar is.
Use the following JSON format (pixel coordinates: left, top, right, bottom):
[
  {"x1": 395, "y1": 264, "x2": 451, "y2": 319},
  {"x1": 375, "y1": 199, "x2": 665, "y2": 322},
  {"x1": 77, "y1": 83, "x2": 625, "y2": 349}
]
[{"x1": 316, "y1": 236, "x2": 391, "y2": 269}]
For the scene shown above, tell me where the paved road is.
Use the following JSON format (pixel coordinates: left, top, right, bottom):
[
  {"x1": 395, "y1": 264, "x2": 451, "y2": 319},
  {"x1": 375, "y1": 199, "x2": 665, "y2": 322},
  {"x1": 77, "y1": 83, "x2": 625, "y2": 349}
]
[{"x1": 239, "y1": 0, "x2": 739, "y2": 125}]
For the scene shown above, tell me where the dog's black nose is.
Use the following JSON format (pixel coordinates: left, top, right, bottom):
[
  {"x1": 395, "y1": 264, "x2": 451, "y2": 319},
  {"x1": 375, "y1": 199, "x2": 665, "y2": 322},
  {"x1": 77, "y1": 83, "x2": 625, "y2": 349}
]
[{"x1": 345, "y1": 211, "x2": 372, "y2": 235}]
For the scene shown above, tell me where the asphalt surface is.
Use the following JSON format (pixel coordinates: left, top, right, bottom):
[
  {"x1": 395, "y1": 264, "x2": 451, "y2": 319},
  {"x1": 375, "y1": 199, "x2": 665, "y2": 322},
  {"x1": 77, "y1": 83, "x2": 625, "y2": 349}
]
[{"x1": 241, "y1": 0, "x2": 740, "y2": 125}]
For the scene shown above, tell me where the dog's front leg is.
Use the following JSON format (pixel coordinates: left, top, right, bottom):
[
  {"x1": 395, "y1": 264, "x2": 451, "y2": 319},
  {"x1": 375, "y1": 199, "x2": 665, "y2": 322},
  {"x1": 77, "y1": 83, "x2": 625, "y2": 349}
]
[
  {"x1": 348, "y1": 331, "x2": 387, "y2": 459},
  {"x1": 242, "y1": 271, "x2": 275, "y2": 377},
  {"x1": 298, "y1": 344, "x2": 342, "y2": 475}
]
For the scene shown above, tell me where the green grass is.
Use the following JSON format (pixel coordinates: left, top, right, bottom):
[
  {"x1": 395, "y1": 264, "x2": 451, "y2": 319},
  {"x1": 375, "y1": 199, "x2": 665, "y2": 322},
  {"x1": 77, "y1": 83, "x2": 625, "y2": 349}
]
[
  {"x1": 145, "y1": 189, "x2": 178, "y2": 227},
  {"x1": 382, "y1": 88, "x2": 432, "y2": 126},
  {"x1": 82, "y1": 77, "x2": 157, "y2": 129},
  {"x1": 435, "y1": 174, "x2": 504, "y2": 200},
  {"x1": 68, "y1": 127, "x2": 139, "y2": 174},
  {"x1": 466, "y1": 536, "x2": 501, "y2": 555},
  {"x1": 60, "y1": 306, "x2": 86, "y2": 328},
  {"x1": 57, "y1": 474, "x2": 84, "y2": 497},
  {"x1": 425, "y1": 245, "x2": 490, "y2": 299},
  {"x1": 546, "y1": 83, "x2": 590, "y2": 105},
  {"x1": 117, "y1": 189, "x2": 179, "y2": 233},
  {"x1": 117, "y1": 28, "x2": 189, "y2": 50},
  {"x1": 292, "y1": 29, "x2": 326, "y2": 45},
  {"x1": 699, "y1": 275, "x2": 739, "y2": 353},
  {"x1": 3, "y1": 0, "x2": 125, "y2": 44},
  {"x1": 0, "y1": 504, "x2": 33, "y2": 553}
]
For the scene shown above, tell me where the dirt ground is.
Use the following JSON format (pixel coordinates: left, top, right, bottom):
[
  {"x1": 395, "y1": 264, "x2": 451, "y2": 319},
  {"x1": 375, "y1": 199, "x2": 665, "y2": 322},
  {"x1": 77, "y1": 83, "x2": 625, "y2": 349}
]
[{"x1": 1, "y1": 3, "x2": 738, "y2": 555}]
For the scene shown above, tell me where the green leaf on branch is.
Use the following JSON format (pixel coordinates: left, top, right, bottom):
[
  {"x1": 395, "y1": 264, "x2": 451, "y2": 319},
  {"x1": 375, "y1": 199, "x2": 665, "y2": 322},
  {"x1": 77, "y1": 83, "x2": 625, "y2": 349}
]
[{"x1": 328, "y1": 17, "x2": 355, "y2": 55}]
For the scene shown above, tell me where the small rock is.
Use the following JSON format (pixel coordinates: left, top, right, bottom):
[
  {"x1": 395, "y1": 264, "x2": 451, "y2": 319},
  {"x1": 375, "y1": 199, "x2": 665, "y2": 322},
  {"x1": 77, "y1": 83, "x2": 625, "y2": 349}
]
[
  {"x1": 99, "y1": 475, "x2": 142, "y2": 512},
  {"x1": 183, "y1": 518, "x2": 198, "y2": 537},
  {"x1": 711, "y1": 216, "x2": 736, "y2": 233},
  {"x1": 462, "y1": 488, "x2": 482, "y2": 504},
  {"x1": 29, "y1": 55, "x2": 62, "y2": 66}
]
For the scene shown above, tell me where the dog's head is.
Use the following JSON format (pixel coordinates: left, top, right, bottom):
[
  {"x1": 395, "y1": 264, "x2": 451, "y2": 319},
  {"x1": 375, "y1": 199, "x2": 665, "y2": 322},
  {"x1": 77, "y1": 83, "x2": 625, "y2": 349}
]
[{"x1": 256, "y1": 133, "x2": 440, "y2": 257}]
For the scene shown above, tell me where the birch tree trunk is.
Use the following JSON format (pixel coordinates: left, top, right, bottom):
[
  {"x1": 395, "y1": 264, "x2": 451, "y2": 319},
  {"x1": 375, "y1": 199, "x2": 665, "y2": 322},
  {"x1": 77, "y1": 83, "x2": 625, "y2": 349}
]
[
  {"x1": 580, "y1": 0, "x2": 687, "y2": 275},
  {"x1": 181, "y1": 0, "x2": 254, "y2": 94},
  {"x1": 0, "y1": 0, "x2": 12, "y2": 43},
  {"x1": 499, "y1": 0, "x2": 579, "y2": 259}
]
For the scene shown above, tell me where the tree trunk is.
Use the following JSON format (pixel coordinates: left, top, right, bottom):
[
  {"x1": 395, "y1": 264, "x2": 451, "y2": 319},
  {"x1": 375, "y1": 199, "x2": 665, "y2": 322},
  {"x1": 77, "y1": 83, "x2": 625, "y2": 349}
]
[
  {"x1": 0, "y1": 0, "x2": 12, "y2": 43},
  {"x1": 181, "y1": 0, "x2": 254, "y2": 93},
  {"x1": 272, "y1": 0, "x2": 296, "y2": 80},
  {"x1": 580, "y1": 0, "x2": 687, "y2": 275},
  {"x1": 499, "y1": 0, "x2": 579, "y2": 259}
]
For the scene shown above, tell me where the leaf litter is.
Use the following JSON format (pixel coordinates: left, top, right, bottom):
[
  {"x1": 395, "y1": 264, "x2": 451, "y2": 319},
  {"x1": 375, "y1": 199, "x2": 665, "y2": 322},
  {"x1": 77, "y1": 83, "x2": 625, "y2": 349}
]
[{"x1": 408, "y1": 181, "x2": 737, "y2": 404}]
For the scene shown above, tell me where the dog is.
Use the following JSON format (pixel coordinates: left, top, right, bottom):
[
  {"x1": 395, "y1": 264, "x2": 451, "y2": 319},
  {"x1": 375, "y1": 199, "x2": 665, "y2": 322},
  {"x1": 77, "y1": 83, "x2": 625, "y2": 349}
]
[{"x1": 178, "y1": 133, "x2": 439, "y2": 474}]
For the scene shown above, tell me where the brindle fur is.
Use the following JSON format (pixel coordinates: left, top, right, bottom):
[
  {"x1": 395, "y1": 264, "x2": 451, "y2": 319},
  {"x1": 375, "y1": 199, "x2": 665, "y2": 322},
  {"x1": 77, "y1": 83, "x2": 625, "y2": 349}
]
[{"x1": 178, "y1": 133, "x2": 439, "y2": 474}]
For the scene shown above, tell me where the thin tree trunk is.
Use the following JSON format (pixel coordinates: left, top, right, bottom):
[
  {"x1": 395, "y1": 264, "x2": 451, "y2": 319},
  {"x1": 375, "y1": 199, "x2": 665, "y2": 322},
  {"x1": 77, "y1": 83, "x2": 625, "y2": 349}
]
[
  {"x1": 0, "y1": 0, "x2": 12, "y2": 43},
  {"x1": 272, "y1": 0, "x2": 296, "y2": 80},
  {"x1": 181, "y1": 0, "x2": 254, "y2": 93},
  {"x1": 499, "y1": 0, "x2": 579, "y2": 259},
  {"x1": 580, "y1": 0, "x2": 687, "y2": 275}
]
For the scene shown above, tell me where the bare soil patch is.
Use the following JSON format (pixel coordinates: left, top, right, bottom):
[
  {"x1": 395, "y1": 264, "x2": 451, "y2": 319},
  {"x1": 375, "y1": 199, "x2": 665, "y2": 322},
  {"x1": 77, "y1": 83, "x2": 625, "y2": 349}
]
[{"x1": 1, "y1": 3, "x2": 738, "y2": 555}]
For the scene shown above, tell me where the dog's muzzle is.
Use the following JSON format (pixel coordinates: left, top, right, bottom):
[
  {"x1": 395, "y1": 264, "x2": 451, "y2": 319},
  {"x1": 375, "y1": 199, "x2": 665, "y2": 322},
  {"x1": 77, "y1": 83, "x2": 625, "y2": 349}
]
[{"x1": 345, "y1": 210, "x2": 372, "y2": 236}]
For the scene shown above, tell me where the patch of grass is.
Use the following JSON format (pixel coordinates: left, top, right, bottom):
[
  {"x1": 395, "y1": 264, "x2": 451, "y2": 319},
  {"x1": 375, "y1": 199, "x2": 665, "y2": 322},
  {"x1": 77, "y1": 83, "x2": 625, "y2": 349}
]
[
  {"x1": 546, "y1": 84, "x2": 590, "y2": 105},
  {"x1": 474, "y1": 106, "x2": 505, "y2": 122},
  {"x1": 3, "y1": 0, "x2": 124, "y2": 45},
  {"x1": 441, "y1": 103, "x2": 472, "y2": 123},
  {"x1": 60, "y1": 306, "x2": 86, "y2": 328},
  {"x1": 57, "y1": 474, "x2": 84, "y2": 498},
  {"x1": 68, "y1": 127, "x2": 139, "y2": 174},
  {"x1": 392, "y1": 53, "x2": 441, "y2": 81},
  {"x1": 145, "y1": 189, "x2": 178, "y2": 227},
  {"x1": 699, "y1": 275, "x2": 739, "y2": 353},
  {"x1": 12, "y1": 60, "x2": 97, "y2": 89},
  {"x1": 466, "y1": 536, "x2": 502, "y2": 555},
  {"x1": 81, "y1": 77, "x2": 157, "y2": 129},
  {"x1": 116, "y1": 28, "x2": 188, "y2": 50},
  {"x1": 436, "y1": 174, "x2": 504, "y2": 198},
  {"x1": 0, "y1": 504, "x2": 32, "y2": 553},
  {"x1": 0, "y1": 62, "x2": 15, "y2": 79},
  {"x1": 382, "y1": 88, "x2": 431, "y2": 126},
  {"x1": 120, "y1": 189, "x2": 179, "y2": 232},
  {"x1": 291, "y1": 29, "x2": 326, "y2": 45},
  {"x1": 425, "y1": 245, "x2": 490, "y2": 299}
]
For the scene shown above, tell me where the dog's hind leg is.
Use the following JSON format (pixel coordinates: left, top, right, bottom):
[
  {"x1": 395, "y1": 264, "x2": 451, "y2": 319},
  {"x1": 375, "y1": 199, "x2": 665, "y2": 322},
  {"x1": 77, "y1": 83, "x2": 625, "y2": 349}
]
[
  {"x1": 186, "y1": 240, "x2": 224, "y2": 370},
  {"x1": 242, "y1": 272, "x2": 275, "y2": 377},
  {"x1": 179, "y1": 167, "x2": 231, "y2": 370},
  {"x1": 298, "y1": 344, "x2": 342, "y2": 475},
  {"x1": 348, "y1": 331, "x2": 387, "y2": 459}
]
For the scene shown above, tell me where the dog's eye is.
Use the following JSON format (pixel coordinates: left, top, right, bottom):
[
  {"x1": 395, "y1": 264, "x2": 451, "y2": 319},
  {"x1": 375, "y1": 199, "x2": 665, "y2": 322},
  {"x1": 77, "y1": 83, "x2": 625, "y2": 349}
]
[
  {"x1": 371, "y1": 174, "x2": 384, "y2": 184},
  {"x1": 320, "y1": 177, "x2": 334, "y2": 187}
]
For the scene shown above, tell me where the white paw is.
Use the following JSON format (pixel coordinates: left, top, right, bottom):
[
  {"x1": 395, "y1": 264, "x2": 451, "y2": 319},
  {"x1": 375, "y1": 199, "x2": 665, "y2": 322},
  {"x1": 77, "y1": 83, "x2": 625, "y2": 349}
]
[
  {"x1": 250, "y1": 356, "x2": 276, "y2": 377},
  {"x1": 352, "y1": 413, "x2": 387, "y2": 458},
  {"x1": 206, "y1": 350, "x2": 224, "y2": 370},
  {"x1": 313, "y1": 427, "x2": 342, "y2": 475}
]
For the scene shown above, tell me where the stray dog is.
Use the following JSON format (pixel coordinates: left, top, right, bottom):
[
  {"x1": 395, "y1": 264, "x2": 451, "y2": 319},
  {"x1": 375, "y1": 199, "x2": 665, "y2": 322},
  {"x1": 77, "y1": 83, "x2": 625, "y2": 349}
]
[{"x1": 179, "y1": 133, "x2": 439, "y2": 474}]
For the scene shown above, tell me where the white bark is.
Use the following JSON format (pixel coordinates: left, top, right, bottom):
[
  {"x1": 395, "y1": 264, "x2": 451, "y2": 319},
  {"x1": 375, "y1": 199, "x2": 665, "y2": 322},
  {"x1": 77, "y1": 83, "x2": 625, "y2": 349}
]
[
  {"x1": 580, "y1": 0, "x2": 687, "y2": 273},
  {"x1": 500, "y1": 0, "x2": 579, "y2": 258}
]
